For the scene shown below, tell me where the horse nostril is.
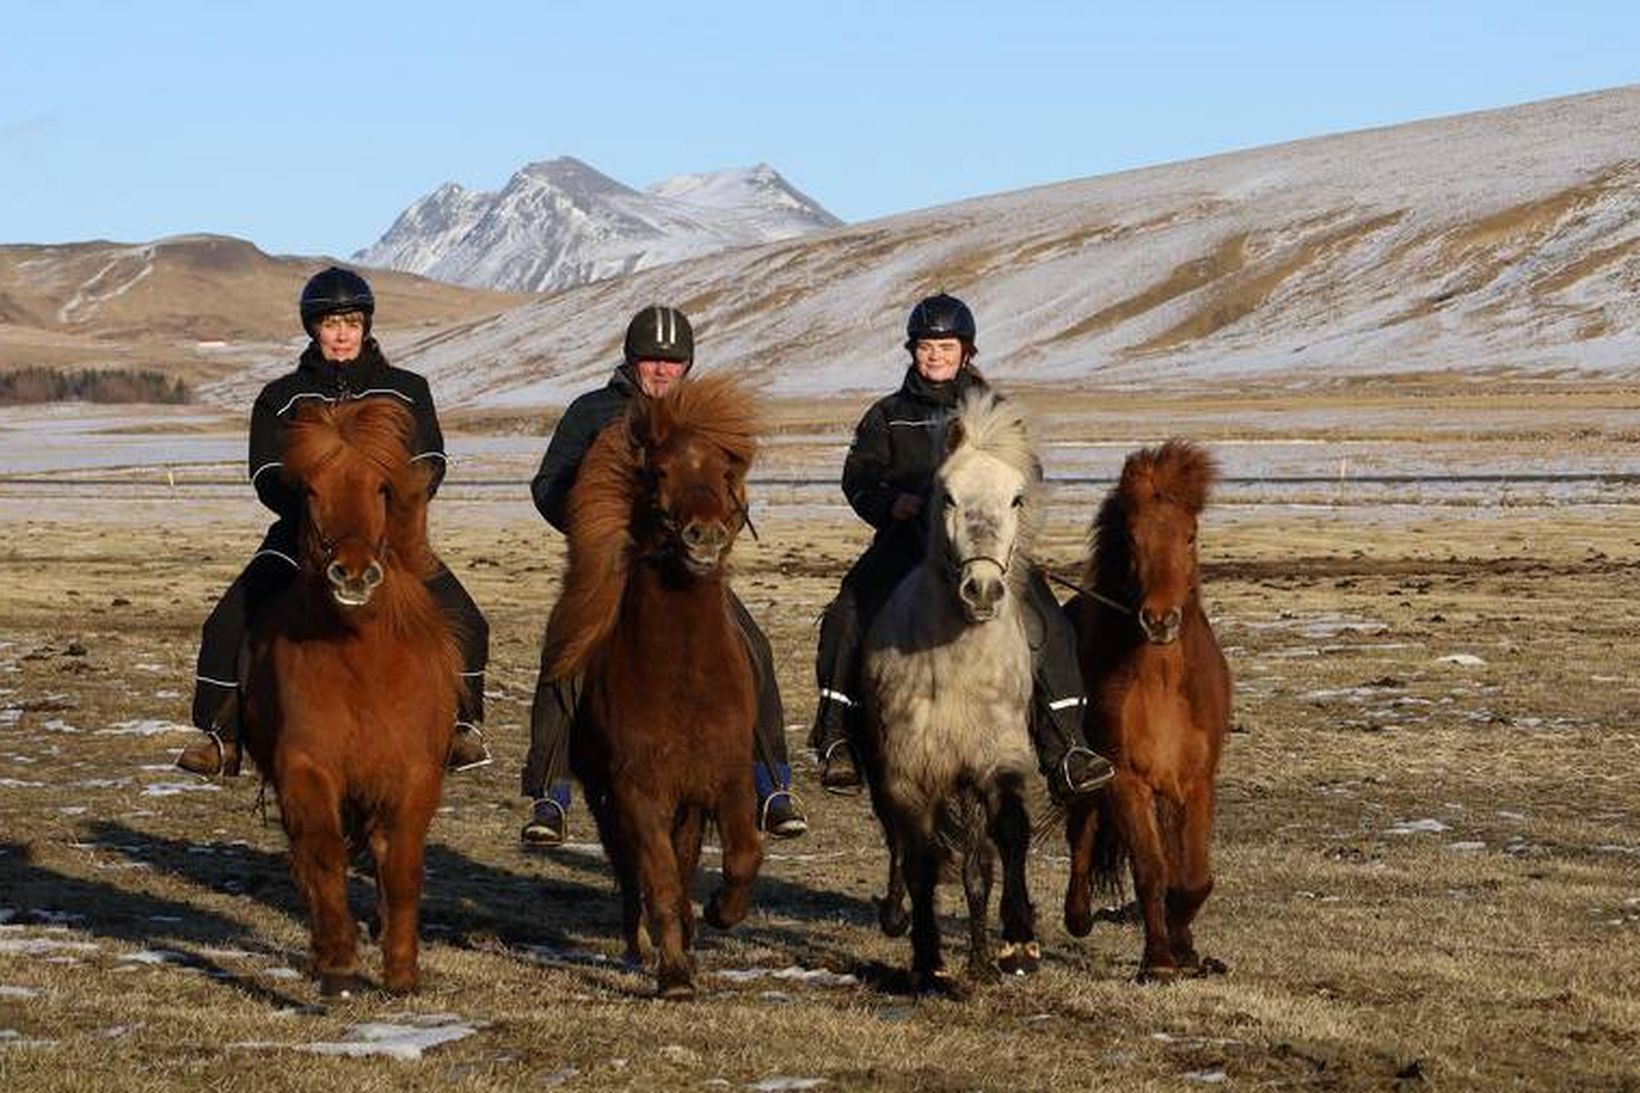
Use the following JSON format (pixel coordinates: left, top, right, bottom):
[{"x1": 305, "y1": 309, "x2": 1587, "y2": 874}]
[
  {"x1": 326, "y1": 562, "x2": 347, "y2": 586},
  {"x1": 1164, "y1": 608, "x2": 1181, "y2": 630},
  {"x1": 363, "y1": 562, "x2": 384, "y2": 588}
]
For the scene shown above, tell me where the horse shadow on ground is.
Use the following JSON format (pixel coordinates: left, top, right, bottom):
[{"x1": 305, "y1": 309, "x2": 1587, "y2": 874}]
[
  {"x1": 74, "y1": 820, "x2": 1081, "y2": 999},
  {"x1": 0, "y1": 839, "x2": 306, "y2": 1009}
]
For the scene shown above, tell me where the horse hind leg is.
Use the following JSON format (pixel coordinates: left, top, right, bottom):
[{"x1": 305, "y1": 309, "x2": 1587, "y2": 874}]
[
  {"x1": 904, "y1": 829, "x2": 960, "y2": 997},
  {"x1": 876, "y1": 829, "x2": 909, "y2": 938},
  {"x1": 991, "y1": 784, "x2": 1040, "y2": 977},
  {"x1": 705, "y1": 776, "x2": 763, "y2": 933},
  {"x1": 588, "y1": 790, "x2": 648, "y2": 966},
  {"x1": 960, "y1": 830, "x2": 998, "y2": 984},
  {"x1": 279, "y1": 757, "x2": 364, "y2": 996},
  {"x1": 671, "y1": 805, "x2": 706, "y2": 949},
  {"x1": 1062, "y1": 795, "x2": 1100, "y2": 939}
]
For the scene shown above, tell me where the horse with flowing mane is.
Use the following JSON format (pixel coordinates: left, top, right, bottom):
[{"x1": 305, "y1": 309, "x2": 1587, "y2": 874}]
[
  {"x1": 1063, "y1": 439, "x2": 1232, "y2": 982},
  {"x1": 540, "y1": 373, "x2": 763, "y2": 1000},
  {"x1": 861, "y1": 388, "x2": 1044, "y2": 995},
  {"x1": 242, "y1": 398, "x2": 462, "y2": 997}
]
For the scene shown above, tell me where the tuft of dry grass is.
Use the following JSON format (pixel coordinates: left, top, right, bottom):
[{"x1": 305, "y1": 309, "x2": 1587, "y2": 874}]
[{"x1": 2, "y1": 387, "x2": 1638, "y2": 1091}]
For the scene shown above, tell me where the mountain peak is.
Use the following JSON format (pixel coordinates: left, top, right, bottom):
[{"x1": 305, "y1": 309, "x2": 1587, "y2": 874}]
[{"x1": 355, "y1": 158, "x2": 841, "y2": 293}]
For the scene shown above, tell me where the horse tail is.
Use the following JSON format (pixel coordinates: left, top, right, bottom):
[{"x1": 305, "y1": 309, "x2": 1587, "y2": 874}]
[{"x1": 1090, "y1": 791, "x2": 1127, "y2": 899}]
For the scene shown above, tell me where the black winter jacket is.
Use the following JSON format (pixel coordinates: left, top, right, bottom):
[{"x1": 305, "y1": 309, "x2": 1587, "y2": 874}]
[
  {"x1": 247, "y1": 340, "x2": 447, "y2": 554},
  {"x1": 842, "y1": 365, "x2": 990, "y2": 538},
  {"x1": 530, "y1": 366, "x2": 641, "y2": 533}
]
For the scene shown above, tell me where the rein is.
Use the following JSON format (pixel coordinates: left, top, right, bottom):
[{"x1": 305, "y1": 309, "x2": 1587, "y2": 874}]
[{"x1": 1045, "y1": 570, "x2": 1134, "y2": 617}]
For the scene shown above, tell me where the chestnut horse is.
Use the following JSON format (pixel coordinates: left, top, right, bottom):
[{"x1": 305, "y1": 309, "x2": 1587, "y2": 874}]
[
  {"x1": 540, "y1": 374, "x2": 763, "y2": 1000},
  {"x1": 1063, "y1": 440, "x2": 1231, "y2": 982},
  {"x1": 242, "y1": 398, "x2": 461, "y2": 997},
  {"x1": 862, "y1": 389, "x2": 1042, "y2": 995}
]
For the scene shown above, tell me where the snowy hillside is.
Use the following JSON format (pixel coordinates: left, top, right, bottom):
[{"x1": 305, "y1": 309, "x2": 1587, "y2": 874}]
[
  {"x1": 365, "y1": 86, "x2": 1640, "y2": 409},
  {"x1": 354, "y1": 158, "x2": 841, "y2": 293}
]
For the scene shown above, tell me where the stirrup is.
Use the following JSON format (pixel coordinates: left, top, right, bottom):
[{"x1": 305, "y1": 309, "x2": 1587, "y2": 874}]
[
  {"x1": 1056, "y1": 746, "x2": 1115, "y2": 798},
  {"x1": 448, "y1": 724, "x2": 493, "y2": 772},
  {"x1": 759, "y1": 789, "x2": 809, "y2": 838},
  {"x1": 819, "y1": 740, "x2": 863, "y2": 795}
]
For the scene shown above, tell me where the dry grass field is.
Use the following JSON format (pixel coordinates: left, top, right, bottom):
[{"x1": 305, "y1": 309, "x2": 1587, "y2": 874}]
[{"x1": 2, "y1": 383, "x2": 1639, "y2": 1091}]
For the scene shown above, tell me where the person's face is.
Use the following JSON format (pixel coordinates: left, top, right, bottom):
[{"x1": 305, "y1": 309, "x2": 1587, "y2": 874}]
[
  {"x1": 913, "y1": 337, "x2": 965, "y2": 383},
  {"x1": 316, "y1": 312, "x2": 366, "y2": 362},
  {"x1": 635, "y1": 357, "x2": 688, "y2": 397}
]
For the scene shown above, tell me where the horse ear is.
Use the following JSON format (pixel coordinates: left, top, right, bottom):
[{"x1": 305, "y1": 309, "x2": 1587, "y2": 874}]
[{"x1": 945, "y1": 417, "x2": 967, "y2": 458}]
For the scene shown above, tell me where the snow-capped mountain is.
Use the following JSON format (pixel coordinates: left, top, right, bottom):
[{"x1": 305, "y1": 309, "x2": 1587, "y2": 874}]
[
  {"x1": 354, "y1": 158, "x2": 841, "y2": 293},
  {"x1": 371, "y1": 85, "x2": 1640, "y2": 408}
]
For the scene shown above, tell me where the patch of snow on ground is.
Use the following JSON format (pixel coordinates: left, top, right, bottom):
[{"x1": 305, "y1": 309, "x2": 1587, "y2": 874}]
[
  {"x1": 0, "y1": 938, "x2": 100, "y2": 956},
  {"x1": 1388, "y1": 819, "x2": 1451, "y2": 835},
  {"x1": 717, "y1": 965, "x2": 858, "y2": 988},
  {"x1": 100, "y1": 719, "x2": 192, "y2": 736},
  {"x1": 748, "y1": 1080, "x2": 828, "y2": 1092},
  {"x1": 236, "y1": 1013, "x2": 485, "y2": 1061},
  {"x1": 1437, "y1": 654, "x2": 1488, "y2": 668},
  {"x1": 141, "y1": 782, "x2": 222, "y2": 797},
  {"x1": 0, "y1": 986, "x2": 40, "y2": 998}
]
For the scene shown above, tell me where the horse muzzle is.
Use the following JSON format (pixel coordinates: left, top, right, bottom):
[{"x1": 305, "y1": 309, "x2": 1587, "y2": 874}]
[
  {"x1": 326, "y1": 559, "x2": 384, "y2": 608},
  {"x1": 679, "y1": 518, "x2": 730, "y2": 576},
  {"x1": 1138, "y1": 606, "x2": 1182, "y2": 645},
  {"x1": 957, "y1": 559, "x2": 1008, "y2": 623}
]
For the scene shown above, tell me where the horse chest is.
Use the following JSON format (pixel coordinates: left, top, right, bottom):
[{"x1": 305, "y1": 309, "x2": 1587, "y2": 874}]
[{"x1": 1118, "y1": 654, "x2": 1207, "y2": 793}]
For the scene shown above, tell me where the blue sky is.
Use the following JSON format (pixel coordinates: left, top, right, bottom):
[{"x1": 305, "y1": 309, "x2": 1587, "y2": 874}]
[{"x1": 3, "y1": 1, "x2": 1636, "y2": 257}]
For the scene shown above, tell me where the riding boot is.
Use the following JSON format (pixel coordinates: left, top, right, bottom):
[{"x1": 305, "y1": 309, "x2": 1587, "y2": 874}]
[
  {"x1": 448, "y1": 677, "x2": 492, "y2": 772},
  {"x1": 732, "y1": 591, "x2": 809, "y2": 839},
  {"x1": 176, "y1": 692, "x2": 243, "y2": 777},
  {"x1": 810, "y1": 586, "x2": 865, "y2": 794},
  {"x1": 521, "y1": 782, "x2": 572, "y2": 848},
  {"x1": 1025, "y1": 569, "x2": 1113, "y2": 800}
]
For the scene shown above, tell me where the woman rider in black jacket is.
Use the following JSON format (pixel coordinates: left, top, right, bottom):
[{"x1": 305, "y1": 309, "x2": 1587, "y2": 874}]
[
  {"x1": 178, "y1": 267, "x2": 491, "y2": 776},
  {"x1": 808, "y1": 293, "x2": 1114, "y2": 799}
]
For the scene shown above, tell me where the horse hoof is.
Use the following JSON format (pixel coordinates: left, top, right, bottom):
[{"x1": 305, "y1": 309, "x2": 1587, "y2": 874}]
[
  {"x1": 382, "y1": 970, "x2": 419, "y2": 995},
  {"x1": 1064, "y1": 905, "x2": 1093, "y2": 938},
  {"x1": 876, "y1": 897, "x2": 909, "y2": 938},
  {"x1": 1195, "y1": 956, "x2": 1228, "y2": 977},
  {"x1": 319, "y1": 972, "x2": 368, "y2": 999},
  {"x1": 657, "y1": 970, "x2": 696, "y2": 1001},
  {"x1": 1135, "y1": 965, "x2": 1182, "y2": 986},
  {"x1": 997, "y1": 941, "x2": 1042, "y2": 977},
  {"x1": 913, "y1": 969, "x2": 967, "y2": 1000},
  {"x1": 704, "y1": 894, "x2": 744, "y2": 931}
]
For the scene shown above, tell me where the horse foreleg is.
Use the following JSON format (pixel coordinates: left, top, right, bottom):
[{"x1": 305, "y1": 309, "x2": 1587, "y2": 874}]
[
  {"x1": 624, "y1": 795, "x2": 693, "y2": 999},
  {"x1": 1063, "y1": 795, "x2": 1099, "y2": 938},
  {"x1": 991, "y1": 785, "x2": 1039, "y2": 976},
  {"x1": 278, "y1": 757, "x2": 362, "y2": 996},
  {"x1": 377, "y1": 794, "x2": 436, "y2": 995},
  {"x1": 1168, "y1": 782, "x2": 1218, "y2": 973},
  {"x1": 705, "y1": 777, "x2": 762, "y2": 933},
  {"x1": 1109, "y1": 774, "x2": 1175, "y2": 981}
]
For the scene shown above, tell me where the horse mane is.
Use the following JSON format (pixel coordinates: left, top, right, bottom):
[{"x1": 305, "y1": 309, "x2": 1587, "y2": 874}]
[
  {"x1": 542, "y1": 373, "x2": 759, "y2": 680},
  {"x1": 282, "y1": 400, "x2": 453, "y2": 656},
  {"x1": 1085, "y1": 439, "x2": 1217, "y2": 594},
  {"x1": 939, "y1": 388, "x2": 1042, "y2": 580}
]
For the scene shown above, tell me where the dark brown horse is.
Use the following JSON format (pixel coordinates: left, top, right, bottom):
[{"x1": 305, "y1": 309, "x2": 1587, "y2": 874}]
[
  {"x1": 242, "y1": 398, "x2": 461, "y2": 997},
  {"x1": 541, "y1": 374, "x2": 763, "y2": 1000},
  {"x1": 1063, "y1": 440, "x2": 1232, "y2": 982}
]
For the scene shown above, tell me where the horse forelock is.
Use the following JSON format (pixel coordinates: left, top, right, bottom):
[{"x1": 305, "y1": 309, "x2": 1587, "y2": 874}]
[
  {"x1": 1117, "y1": 439, "x2": 1216, "y2": 515},
  {"x1": 1085, "y1": 440, "x2": 1216, "y2": 595},
  {"x1": 936, "y1": 390, "x2": 1040, "y2": 580},
  {"x1": 284, "y1": 399, "x2": 415, "y2": 491},
  {"x1": 641, "y1": 372, "x2": 759, "y2": 470}
]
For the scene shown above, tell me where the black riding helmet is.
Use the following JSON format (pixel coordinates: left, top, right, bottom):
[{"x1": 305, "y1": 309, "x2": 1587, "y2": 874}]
[
  {"x1": 623, "y1": 304, "x2": 694, "y2": 365},
  {"x1": 905, "y1": 292, "x2": 977, "y2": 350},
  {"x1": 300, "y1": 267, "x2": 376, "y2": 338}
]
